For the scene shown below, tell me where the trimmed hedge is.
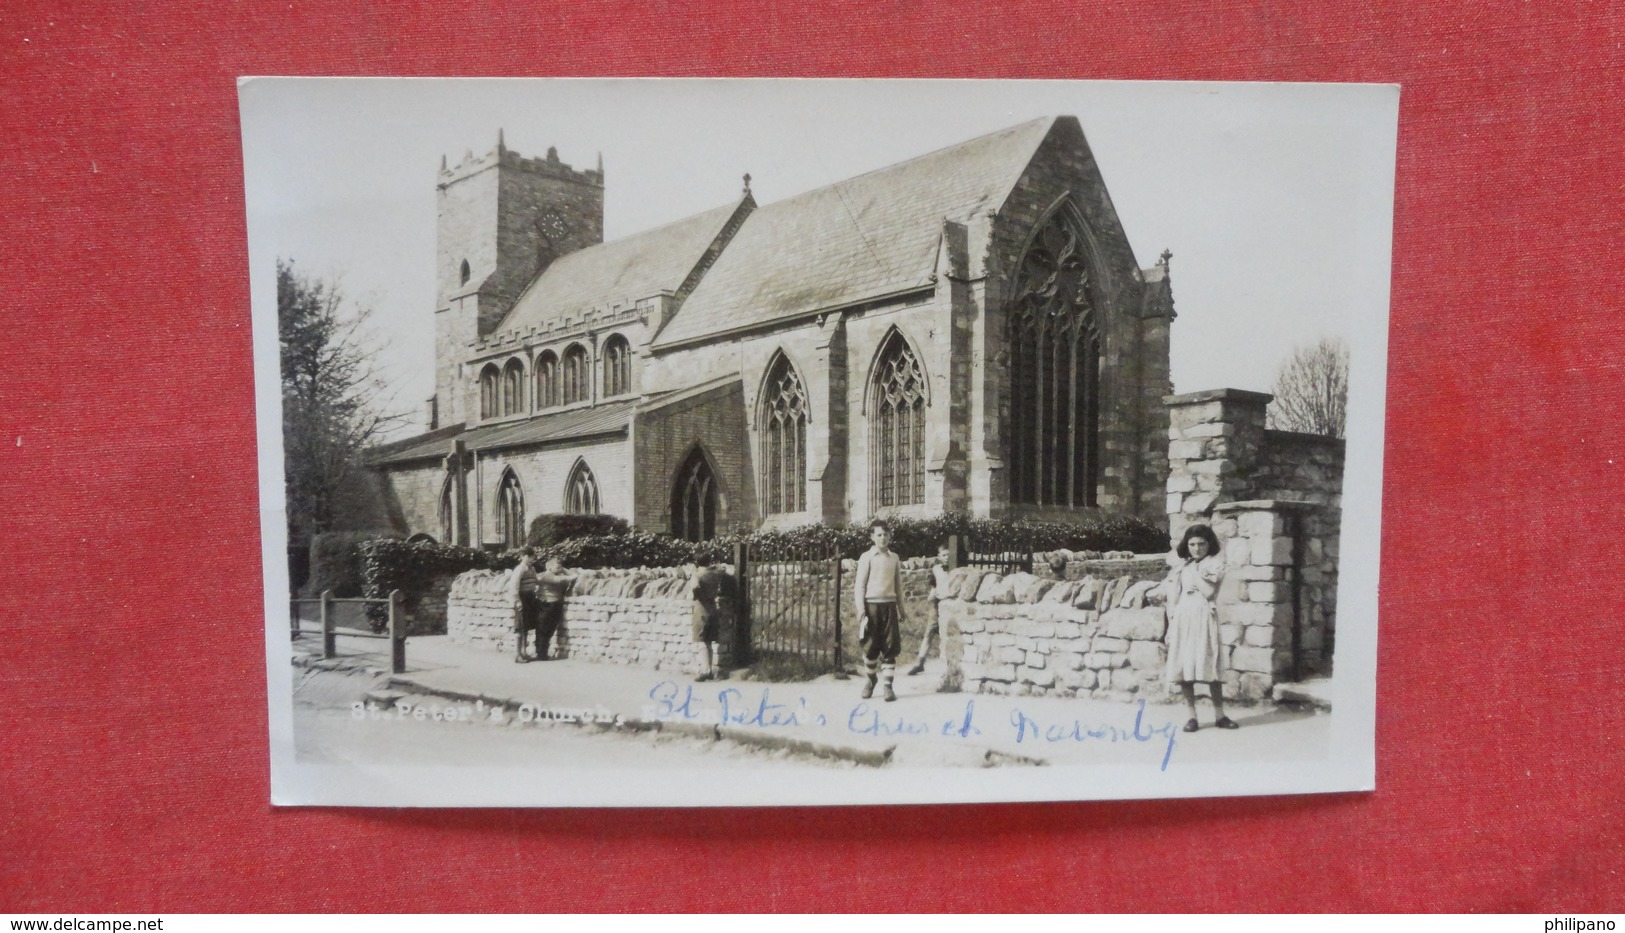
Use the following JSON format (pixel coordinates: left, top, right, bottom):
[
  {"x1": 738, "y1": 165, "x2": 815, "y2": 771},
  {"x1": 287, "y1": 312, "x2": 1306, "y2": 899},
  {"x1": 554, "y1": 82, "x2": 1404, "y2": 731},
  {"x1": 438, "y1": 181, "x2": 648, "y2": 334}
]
[
  {"x1": 527, "y1": 513, "x2": 628, "y2": 549},
  {"x1": 722, "y1": 512, "x2": 1166, "y2": 561},
  {"x1": 352, "y1": 511, "x2": 1166, "y2": 623},
  {"x1": 303, "y1": 530, "x2": 394, "y2": 598},
  {"x1": 359, "y1": 538, "x2": 511, "y2": 603}
]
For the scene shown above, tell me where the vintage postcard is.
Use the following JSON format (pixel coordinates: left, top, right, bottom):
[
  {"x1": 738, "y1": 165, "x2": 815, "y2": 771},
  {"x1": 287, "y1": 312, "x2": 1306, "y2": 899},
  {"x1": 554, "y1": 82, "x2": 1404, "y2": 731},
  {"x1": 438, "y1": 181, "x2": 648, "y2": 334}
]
[{"x1": 242, "y1": 78, "x2": 1397, "y2": 807}]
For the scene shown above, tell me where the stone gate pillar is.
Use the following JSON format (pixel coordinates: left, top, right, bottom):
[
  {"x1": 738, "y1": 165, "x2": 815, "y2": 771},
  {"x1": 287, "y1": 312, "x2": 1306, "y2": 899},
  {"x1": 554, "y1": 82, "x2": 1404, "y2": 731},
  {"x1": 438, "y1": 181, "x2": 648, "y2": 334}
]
[{"x1": 1163, "y1": 388, "x2": 1271, "y2": 543}]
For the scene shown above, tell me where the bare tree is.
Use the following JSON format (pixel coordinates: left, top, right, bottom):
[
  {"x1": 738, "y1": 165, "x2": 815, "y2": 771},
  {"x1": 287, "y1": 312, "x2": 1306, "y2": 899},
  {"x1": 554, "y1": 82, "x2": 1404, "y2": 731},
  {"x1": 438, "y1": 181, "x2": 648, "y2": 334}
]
[
  {"x1": 278, "y1": 259, "x2": 400, "y2": 544},
  {"x1": 1267, "y1": 337, "x2": 1349, "y2": 438}
]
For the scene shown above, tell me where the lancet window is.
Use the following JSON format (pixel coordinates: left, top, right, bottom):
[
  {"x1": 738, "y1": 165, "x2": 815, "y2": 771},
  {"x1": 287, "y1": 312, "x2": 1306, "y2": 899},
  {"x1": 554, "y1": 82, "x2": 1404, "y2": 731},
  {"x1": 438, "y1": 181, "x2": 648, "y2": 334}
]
[
  {"x1": 496, "y1": 469, "x2": 525, "y2": 550},
  {"x1": 562, "y1": 344, "x2": 590, "y2": 405},
  {"x1": 478, "y1": 364, "x2": 501, "y2": 420},
  {"x1": 501, "y1": 359, "x2": 526, "y2": 416},
  {"x1": 603, "y1": 335, "x2": 631, "y2": 397},
  {"x1": 535, "y1": 351, "x2": 559, "y2": 409}
]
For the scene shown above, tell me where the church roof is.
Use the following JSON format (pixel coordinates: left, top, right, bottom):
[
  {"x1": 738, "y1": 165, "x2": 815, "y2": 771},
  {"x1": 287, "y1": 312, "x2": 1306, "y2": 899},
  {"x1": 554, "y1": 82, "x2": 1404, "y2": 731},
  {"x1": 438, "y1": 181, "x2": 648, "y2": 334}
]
[
  {"x1": 372, "y1": 398, "x2": 642, "y2": 465},
  {"x1": 495, "y1": 199, "x2": 746, "y2": 335},
  {"x1": 652, "y1": 116, "x2": 1056, "y2": 348}
]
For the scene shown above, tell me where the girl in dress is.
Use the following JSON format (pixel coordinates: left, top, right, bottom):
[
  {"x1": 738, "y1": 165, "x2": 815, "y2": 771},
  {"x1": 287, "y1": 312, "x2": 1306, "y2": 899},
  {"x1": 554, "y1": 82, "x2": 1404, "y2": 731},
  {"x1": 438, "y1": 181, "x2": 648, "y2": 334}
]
[{"x1": 1163, "y1": 523, "x2": 1238, "y2": 732}]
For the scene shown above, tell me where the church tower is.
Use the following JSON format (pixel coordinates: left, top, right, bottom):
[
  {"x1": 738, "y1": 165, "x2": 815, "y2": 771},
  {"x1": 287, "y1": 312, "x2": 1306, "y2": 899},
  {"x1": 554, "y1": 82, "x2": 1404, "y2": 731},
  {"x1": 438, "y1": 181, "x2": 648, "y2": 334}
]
[{"x1": 432, "y1": 133, "x2": 604, "y2": 427}]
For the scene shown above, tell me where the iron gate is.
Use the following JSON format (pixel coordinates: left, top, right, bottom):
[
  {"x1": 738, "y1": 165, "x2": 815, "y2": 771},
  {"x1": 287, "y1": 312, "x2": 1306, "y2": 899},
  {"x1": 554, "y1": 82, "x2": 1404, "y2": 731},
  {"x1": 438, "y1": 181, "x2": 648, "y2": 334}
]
[{"x1": 735, "y1": 543, "x2": 844, "y2": 675}]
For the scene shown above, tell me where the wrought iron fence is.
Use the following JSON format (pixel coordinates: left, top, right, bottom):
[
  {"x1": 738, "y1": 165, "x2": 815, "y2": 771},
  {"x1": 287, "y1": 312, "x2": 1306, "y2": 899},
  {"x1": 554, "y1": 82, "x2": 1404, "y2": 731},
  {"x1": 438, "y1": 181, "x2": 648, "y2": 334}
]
[{"x1": 736, "y1": 542, "x2": 845, "y2": 677}]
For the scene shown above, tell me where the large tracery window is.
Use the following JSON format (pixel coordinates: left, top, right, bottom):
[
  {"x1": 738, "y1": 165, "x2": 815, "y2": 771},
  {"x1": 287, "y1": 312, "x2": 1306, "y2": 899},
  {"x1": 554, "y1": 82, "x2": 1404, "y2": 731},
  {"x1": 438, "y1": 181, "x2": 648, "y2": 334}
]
[
  {"x1": 501, "y1": 359, "x2": 525, "y2": 416},
  {"x1": 602, "y1": 335, "x2": 631, "y2": 397},
  {"x1": 760, "y1": 354, "x2": 808, "y2": 515},
  {"x1": 564, "y1": 460, "x2": 600, "y2": 515},
  {"x1": 478, "y1": 364, "x2": 501, "y2": 420},
  {"x1": 496, "y1": 469, "x2": 525, "y2": 550},
  {"x1": 1006, "y1": 210, "x2": 1101, "y2": 508},
  {"x1": 871, "y1": 331, "x2": 927, "y2": 509},
  {"x1": 562, "y1": 344, "x2": 591, "y2": 405},
  {"x1": 535, "y1": 351, "x2": 559, "y2": 409},
  {"x1": 671, "y1": 446, "x2": 718, "y2": 542}
]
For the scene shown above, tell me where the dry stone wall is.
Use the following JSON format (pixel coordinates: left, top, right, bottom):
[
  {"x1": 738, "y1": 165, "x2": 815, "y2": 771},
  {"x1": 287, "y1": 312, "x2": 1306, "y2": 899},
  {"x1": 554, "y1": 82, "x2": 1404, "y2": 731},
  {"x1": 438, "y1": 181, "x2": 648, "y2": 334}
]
[
  {"x1": 937, "y1": 562, "x2": 1200, "y2": 699},
  {"x1": 447, "y1": 566, "x2": 722, "y2": 674}
]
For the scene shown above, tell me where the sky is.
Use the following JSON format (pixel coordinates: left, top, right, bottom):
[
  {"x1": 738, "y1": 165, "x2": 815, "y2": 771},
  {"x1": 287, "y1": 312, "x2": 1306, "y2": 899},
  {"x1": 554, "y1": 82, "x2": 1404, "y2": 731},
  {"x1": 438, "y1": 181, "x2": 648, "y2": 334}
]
[{"x1": 241, "y1": 78, "x2": 1398, "y2": 440}]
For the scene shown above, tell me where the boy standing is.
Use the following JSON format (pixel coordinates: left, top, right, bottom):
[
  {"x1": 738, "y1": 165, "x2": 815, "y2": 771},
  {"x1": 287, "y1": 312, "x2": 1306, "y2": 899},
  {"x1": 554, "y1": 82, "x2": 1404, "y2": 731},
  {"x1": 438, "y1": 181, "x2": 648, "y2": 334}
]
[
  {"x1": 906, "y1": 545, "x2": 953, "y2": 676},
  {"x1": 509, "y1": 549, "x2": 541, "y2": 663},
  {"x1": 533, "y1": 556, "x2": 577, "y2": 661},
  {"x1": 853, "y1": 519, "x2": 905, "y2": 702},
  {"x1": 689, "y1": 554, "x2": 735, "y2": 682}
]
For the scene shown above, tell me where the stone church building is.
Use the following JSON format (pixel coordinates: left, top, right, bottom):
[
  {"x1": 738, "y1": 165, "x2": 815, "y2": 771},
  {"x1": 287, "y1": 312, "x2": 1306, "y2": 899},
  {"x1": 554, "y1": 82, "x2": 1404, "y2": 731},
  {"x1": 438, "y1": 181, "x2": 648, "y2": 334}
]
[{"x1": 373, "y1": 116, "x2": 1177, "y2": 548}]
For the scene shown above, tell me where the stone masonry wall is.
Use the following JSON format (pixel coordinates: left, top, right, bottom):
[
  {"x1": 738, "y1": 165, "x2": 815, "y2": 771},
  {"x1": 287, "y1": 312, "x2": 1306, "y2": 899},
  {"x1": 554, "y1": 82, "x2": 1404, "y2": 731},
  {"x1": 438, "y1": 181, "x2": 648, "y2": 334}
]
[
  {"x1": 632, "y1": 380, "x2": 754, "y2": 536},
  {"x1": 935, "y1": 562, "x2": 1202, "y2": 700},
  {"x1": 1165, "y1": 389, "x2": 1346, "y2": 680},
  {"x1": 447, "y1": 566, "x2": 730, "y2": 675}
]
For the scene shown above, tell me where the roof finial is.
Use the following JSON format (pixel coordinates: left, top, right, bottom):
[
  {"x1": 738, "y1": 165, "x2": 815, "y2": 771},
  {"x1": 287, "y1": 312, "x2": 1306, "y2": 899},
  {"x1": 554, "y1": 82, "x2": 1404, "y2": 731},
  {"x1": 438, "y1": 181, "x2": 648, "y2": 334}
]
[
  {"x1": 742, "y1": 172, "x2": 752, "y2": 196},
  {"x1": 1158, "y1": 248, "x2": 1172, "y2": 267},
  {"x1": 440, "y1": 154, "x2": 448, "y2": 172},
  {"x1": 596, "y1": 151, "x2": 603, "y2": 174},
  {"x1": 497, "y1": 128, "x2": 506, "y2": 154}
]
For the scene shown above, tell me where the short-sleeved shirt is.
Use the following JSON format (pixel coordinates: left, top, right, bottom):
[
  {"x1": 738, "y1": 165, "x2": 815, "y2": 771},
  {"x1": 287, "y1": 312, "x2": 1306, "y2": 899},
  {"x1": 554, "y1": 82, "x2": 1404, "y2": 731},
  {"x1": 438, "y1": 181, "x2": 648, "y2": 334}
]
[{"x1": 536, "y1": 571, "x2": 573, "y2": 603}]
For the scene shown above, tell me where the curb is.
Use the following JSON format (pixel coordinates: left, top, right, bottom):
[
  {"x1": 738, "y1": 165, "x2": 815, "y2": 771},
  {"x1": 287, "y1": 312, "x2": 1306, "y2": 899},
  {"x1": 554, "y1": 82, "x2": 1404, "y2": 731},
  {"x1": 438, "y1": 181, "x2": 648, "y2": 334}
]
[{"x1": 382, "y1": 674, "x2": 898, "y2": 768}]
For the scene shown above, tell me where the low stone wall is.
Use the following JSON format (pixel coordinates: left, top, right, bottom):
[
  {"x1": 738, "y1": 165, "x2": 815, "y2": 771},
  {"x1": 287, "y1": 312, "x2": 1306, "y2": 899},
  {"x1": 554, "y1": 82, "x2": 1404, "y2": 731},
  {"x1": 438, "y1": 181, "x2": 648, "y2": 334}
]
[
  {"x1": 446, "y1": 566, "x2": 725, "y2": 674},
  {"x1": 557, "y1": 595, "x2": 730, "y2": 676},
  {"x1": 447, "y1": 570, "x2": 524, "y2": 654},
  {"x1": 401, "y1": 573, "x2": 456, "y2": 636},
  {"x1": 938, "y1": 559, "x2": 1285, "y2": 702}
]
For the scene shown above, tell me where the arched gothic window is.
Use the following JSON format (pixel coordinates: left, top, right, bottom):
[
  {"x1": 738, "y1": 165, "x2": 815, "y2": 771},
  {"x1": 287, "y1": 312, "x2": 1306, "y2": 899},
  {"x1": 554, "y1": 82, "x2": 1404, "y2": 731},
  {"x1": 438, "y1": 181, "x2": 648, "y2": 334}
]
[
  {"x1": 671, "y1": 446, "x2": 719, "y2": 542},
  {"x1": 478, "y1": 364, "x2": 501, "y2": 420},
  {"x1": 438, "y1": 474, "x2": 455, "y2": 545},
  {"x1": 1006, "y1": 210, "x2": 1101, "y2": 508},
  {"x1": 760, "y1": 354, "x2": 808, "y2": 515},
  {"x1": 871, "y1": 331, "x2": 927, "y2": 509},
  {"x1": 496, "y1": 469, "x2": 525, "y2": 550},
  {"x1": 564, "y1": 460, "x2": 600, "y2": 515},
  {"x1": 602, "y1": 335, "x2": 631, "y2": 397},
  {"x1": 501, "y1": 359, "x2": 525, "y2": 416},
  {"x1": 535, "y1": 351, "x2": 559, "y2": 409},
  {"x1": 562, "y1": 344, "x2": 590, "y2": 405}
]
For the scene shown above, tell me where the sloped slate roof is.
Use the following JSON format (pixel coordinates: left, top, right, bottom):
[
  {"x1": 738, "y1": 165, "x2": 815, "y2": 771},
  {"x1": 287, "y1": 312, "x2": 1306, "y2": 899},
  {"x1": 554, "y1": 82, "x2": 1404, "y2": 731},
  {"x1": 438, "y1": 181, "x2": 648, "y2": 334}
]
[
  {"x1": 653, "y1": 117, "x2": 1055, "y2": 348},
  {"x1": 495, "y1": 200, "x2": 745, "y2": 335},
  {"x1": 372, "y1": 399, "x2": 642, "y2": 466}
]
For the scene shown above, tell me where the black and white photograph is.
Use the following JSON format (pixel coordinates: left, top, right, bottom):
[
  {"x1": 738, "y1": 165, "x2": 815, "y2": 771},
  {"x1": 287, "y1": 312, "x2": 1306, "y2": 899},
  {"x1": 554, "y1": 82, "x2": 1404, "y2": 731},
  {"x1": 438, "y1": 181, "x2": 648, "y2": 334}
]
[{"x1": 243, "y1": 78, "x2": 1397, "y2": 807}]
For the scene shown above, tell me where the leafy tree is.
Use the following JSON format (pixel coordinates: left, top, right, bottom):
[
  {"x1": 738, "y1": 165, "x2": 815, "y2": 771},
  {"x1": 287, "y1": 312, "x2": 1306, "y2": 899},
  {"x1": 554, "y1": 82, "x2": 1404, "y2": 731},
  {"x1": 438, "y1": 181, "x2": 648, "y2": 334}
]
[
  {"x1": 278, "y1": 259, "x2": 399, "y2": 545},
  {"x1": 1267, "y1": 337, "x2": 1349, "y2": 438}
]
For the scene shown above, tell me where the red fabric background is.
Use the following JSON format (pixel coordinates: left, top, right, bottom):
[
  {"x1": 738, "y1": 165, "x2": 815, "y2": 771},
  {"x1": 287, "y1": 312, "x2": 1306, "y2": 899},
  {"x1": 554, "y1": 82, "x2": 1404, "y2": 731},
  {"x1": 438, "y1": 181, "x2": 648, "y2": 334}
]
[{"x1": 1, "y1": 1, "x2": 1620, "y2": 912}]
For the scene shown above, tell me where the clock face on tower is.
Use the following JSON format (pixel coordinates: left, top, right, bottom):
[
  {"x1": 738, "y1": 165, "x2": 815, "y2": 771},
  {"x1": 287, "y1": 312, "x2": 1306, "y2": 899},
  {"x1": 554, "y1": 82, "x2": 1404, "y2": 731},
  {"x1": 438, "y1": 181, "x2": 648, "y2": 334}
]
[{"x1": 538, "y1": 211, "x2": 568, "y2": 247}]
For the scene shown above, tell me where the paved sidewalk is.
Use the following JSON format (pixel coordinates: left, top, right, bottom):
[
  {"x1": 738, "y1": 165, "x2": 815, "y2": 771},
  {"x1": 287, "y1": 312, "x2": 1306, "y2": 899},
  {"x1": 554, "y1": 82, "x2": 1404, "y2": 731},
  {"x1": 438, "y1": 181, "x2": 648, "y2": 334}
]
[{"x1": 294, "y1": 635, "x2": 1329, "y2": 770}]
